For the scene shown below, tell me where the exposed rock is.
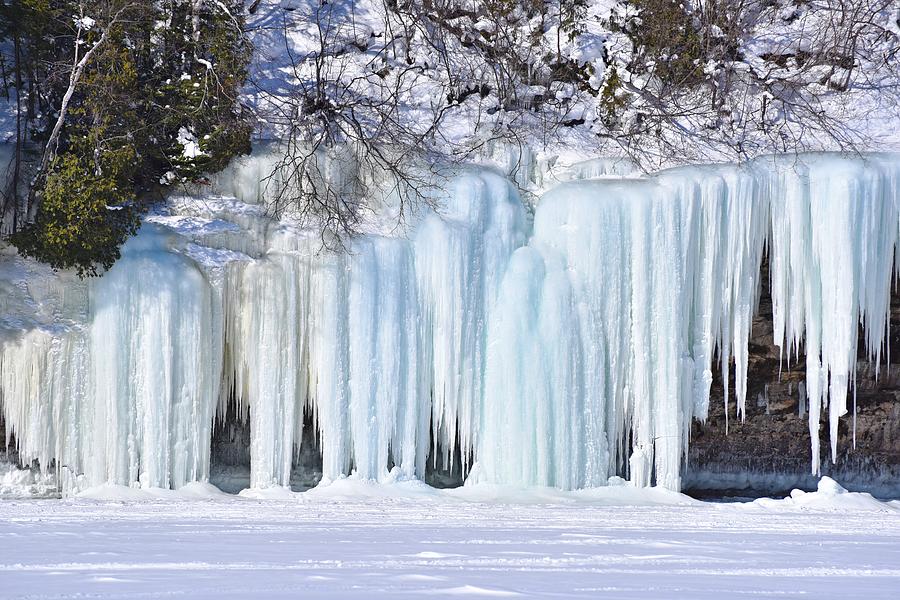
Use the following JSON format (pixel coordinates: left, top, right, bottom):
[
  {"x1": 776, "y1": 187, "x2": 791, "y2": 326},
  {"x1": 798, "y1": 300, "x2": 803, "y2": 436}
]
[{"x1": 686, "y1": 257, "x2": 900, "y2": 498}]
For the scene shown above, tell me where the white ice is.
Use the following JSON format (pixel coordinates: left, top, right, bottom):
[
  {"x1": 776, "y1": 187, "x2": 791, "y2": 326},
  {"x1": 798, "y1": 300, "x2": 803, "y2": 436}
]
[{"x1": 1, "y1": 151, "x2": 900, "y2": 494}]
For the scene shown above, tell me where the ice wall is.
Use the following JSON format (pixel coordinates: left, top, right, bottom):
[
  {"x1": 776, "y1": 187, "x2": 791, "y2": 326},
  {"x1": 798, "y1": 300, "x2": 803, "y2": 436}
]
[
  {"x1": 0, "y1": 167, "x2": 526, "y2": 495},
  {"x1": 221, "y1": 172, "x2": 526, "y2": 487},
  {"x1": 1, "y1": 152, "x2": 899, "y2": 495},
  {"x1": 0, "y1": 226, "x2": 221, "y2": 492}
]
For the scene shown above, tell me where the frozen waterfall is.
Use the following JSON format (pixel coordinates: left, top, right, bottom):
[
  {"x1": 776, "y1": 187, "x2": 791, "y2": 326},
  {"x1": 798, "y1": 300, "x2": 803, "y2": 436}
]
[{"x1": 1, "y1": 152, "x2": 899, "y2": 495}]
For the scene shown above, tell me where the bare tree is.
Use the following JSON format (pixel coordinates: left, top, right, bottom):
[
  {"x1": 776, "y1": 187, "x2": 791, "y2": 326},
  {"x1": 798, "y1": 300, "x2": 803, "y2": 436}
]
[
  {"x1": 250, "y1": 0, "x2": 900, "y2": 237},
  {"x1": 603, "y1": 0, "x2": 900, "y2": 168},
  {"x1": 248, "y1": 1, "x2": 579, "y2": 241},
  {"x1": 252, "y1": 2, "x2": 446, "y2": 242}
]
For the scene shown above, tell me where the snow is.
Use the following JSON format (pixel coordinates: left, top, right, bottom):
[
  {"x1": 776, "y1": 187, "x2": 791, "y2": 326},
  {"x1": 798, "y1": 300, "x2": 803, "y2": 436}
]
[
  {"x1": 73, "y1": 16, "x2": 96, "y2": 31},
  {"x1": 750, "y1": 477, "x2": 897, "y2": 512},
  {"x1": 1, "y1": 480, "x2": 899, "y2": 599},
  {"x1": 177, "y1": 126, "x2": 206, "y2": 159},
  {"x1": 2, "y1": 152, "x2": 900, "y2": 496},
  {"x1": 239, "y1": 0, "x2": 900, "y2": 175},
  {"x1": 0, "y1": 461, "x2": 57, "y2": 499}
]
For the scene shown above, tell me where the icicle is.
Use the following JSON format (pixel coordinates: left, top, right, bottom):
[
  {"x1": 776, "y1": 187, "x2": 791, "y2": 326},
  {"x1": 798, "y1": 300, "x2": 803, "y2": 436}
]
[
  {"x1": 224, "y1": 246, "x2": 308, "y2": 488},
  {"x1": 768, "y1": 154, "x2": 900, "y2": 473},
  {"x1": 2, "y1": 151, "x2": 899, "y2": 496}
]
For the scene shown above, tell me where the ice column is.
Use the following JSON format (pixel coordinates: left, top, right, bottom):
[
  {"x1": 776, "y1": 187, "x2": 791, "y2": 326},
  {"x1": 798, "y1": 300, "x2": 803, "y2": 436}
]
[
  {"x1": 0, "y1": 225, "x2": 223, "y2": 493},
  {"x1": 414, "y1": 173, "x2": 527, "y2": 474},
  {"x1": 89, "y1": 225, "x2": 220, "y2": 489},
  {"x1": 480, "y1": 179, "x2": 699, "y2": 489},
  {"x1": 220, "y1": 170, "x2": 527, "y2": 487}
]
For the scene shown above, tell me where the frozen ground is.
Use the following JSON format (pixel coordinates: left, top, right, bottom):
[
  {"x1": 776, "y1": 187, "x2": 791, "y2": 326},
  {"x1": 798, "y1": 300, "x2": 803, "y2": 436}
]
[{"x1": 1, "y1": 477, "x2": 899, "y2": 599}]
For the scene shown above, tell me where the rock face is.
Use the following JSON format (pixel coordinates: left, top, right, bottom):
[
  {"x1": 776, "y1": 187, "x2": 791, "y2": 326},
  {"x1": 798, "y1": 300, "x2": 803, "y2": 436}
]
[{"x1": 685, "y1": 259, "x2": 900, "y2": 498}]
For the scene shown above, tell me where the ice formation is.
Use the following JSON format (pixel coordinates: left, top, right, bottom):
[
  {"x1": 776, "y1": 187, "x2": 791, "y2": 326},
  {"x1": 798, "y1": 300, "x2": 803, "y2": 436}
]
[{"x1": 1, "y1": 151, "x2": 899, "y2": 495}]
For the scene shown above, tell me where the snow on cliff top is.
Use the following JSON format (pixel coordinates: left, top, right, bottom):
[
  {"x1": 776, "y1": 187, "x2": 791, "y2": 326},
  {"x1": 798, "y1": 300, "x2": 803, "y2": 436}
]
[{"x1": 243, "y1": 0, "x2": 900, "y2": 175}]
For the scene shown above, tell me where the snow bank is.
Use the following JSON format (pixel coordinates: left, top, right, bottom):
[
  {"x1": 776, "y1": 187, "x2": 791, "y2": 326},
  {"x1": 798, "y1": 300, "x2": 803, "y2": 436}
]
[
  {"x1": 77, "y1": 469, "x2": 697, "y2": 508},
  {"x1": 751, "y1": 477, "x2": 900, "y2": 512},
  {"x1": 447, "y1": 478, "x2": 697, "y2": 507},
  {"x1": 76, "y1": 481, "x2": 230, "y2": 502},
  {"x1": 0, "y1": 459, "x2": 58, "y2": 499},
  {"x1": 24, "y1": 470, "x2": 900, "y2": 512}
]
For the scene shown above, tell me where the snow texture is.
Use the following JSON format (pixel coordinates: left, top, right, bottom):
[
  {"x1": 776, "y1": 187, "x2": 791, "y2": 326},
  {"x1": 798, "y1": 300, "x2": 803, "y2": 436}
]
[
  {"x1": 1, "y1": 151, "x2": 900, "y2": 495},
  {"x1": 0, "y1": 478, "x2": 898, "y2": 599},
  {"x1": 241, "y1": 0, "x2": 900, "y2": 174}
]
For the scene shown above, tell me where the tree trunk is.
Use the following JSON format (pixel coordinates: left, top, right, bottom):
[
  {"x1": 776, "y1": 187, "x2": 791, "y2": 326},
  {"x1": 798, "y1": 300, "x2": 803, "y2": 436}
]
[
  {"x1": 31, "y1": 6, "x2": 133, "y2": 206},
  {"x1": 11, "y1": 26, "x2": 23, "y2": 230}
]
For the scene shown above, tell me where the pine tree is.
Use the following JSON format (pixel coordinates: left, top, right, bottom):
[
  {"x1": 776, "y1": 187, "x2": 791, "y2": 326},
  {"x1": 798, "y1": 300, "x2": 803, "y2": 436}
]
[{"x1": 6, "y1": 0, "x2": 251, "y2": 276}]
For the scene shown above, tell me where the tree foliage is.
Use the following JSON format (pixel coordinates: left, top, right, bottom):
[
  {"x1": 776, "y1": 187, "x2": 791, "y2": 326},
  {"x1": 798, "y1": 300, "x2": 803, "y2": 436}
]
[
  {"x1": 12, "y1": 149, "x2": 140, "y2": 277},
  {"x1": 3, "y1": 0, "x2": 898, "y2": 263},
  {"x1": 2, "y1": 0, "x2": 251, "y2": 276}
]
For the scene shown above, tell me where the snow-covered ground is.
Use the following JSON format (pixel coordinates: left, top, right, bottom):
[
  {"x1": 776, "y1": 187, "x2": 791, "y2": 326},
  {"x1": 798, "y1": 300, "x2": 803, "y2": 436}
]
[{"x1": 1, "y1": 477, "x2": 899, "y2": 599}]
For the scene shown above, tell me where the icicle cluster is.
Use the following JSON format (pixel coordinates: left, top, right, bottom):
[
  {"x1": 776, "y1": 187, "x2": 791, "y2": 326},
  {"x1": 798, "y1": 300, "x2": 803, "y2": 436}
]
[
  {"x1": 0, "y1": 152, "x2": 898, "y2": 495},
  {"x1": 766, "y1": 155, "x2": 900, "y2": 473},
  {"x1": 220, "y1": 172, "x2": 526, "y2": 487},
  {"x1": 0, "y1": 226, "x2": 220, "y2": 491},
  {"x1": 478, "y1": 165, "x2": 769, "y2": 490}
]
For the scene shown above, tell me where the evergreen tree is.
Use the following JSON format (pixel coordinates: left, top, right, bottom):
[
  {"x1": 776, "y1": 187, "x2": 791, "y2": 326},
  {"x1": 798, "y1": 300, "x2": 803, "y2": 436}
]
[{"x1": 5, "y1": 0, "x2": 251, "y2": 276}]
